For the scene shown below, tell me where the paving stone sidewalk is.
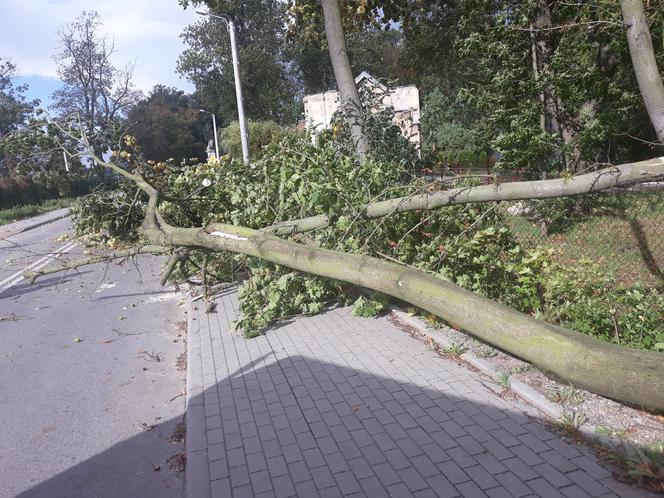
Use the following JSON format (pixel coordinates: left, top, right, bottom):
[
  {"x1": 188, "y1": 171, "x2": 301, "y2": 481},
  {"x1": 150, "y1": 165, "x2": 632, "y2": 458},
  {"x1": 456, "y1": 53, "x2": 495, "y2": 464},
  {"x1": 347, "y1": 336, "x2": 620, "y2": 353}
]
[{"x1": 185, "y1": 288, "x2": 650, "y2": 498}]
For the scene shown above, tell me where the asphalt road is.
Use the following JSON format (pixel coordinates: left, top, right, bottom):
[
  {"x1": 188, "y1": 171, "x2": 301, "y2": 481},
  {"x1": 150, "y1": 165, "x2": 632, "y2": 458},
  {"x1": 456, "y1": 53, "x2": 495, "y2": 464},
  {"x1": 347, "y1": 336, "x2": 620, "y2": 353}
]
[{"x1": 0, "y1": 216, "x2": 186, "y2": 498}]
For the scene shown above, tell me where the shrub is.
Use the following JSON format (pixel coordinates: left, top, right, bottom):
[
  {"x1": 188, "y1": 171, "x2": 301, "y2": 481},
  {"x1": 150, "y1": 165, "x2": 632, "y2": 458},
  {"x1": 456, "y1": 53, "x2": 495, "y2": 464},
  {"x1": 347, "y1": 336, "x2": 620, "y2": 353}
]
[{"x1": 324, "y1": 80, "x2": 419, "y2": 168}]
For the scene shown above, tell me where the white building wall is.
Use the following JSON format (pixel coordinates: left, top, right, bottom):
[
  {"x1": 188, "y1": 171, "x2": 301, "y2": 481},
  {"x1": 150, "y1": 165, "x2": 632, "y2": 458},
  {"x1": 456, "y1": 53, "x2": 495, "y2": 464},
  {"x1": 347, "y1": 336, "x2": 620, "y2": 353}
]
[{"x1": 303, "y1": 76, "x2": 421, "y2": 148}]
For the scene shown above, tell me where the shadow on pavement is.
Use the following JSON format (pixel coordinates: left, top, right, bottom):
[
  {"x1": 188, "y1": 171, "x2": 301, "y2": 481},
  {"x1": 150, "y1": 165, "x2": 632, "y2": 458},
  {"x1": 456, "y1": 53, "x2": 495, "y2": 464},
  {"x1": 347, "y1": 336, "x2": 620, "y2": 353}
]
[
  {"x1": 0, "y1": 272, "x2": 92, "y2": 300},
  {"x1": 18, "y1": 352, "x2": 642, "y2": 498}
]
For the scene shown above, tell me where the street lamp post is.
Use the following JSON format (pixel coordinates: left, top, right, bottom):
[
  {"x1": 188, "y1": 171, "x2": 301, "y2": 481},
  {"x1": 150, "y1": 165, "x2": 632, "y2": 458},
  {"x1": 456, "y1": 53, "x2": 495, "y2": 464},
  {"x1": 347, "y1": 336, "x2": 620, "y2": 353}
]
[
  {"x1": 197, "y1": 10, "x2": 250, "y2": 165},
  {"x1": 200, "y1": 109, "x2": 220, "y2": 161}
]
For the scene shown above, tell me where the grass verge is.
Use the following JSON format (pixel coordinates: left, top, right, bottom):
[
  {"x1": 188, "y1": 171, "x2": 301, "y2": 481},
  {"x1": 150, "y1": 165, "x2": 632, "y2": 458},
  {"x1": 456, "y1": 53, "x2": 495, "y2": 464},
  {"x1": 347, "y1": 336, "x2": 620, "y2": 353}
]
[{"x1": 0, "y1": 198, "x2": 74, "y2": 226}]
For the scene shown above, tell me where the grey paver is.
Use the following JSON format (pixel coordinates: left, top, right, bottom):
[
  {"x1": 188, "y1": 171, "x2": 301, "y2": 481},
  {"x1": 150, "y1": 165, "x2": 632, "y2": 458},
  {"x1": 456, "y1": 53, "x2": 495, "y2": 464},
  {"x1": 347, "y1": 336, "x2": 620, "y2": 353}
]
[
  {"x1": 186, "y1": 291, "x2": 652, "y2": 498},
  {"x1": 494, "y1": 471, "x2": 533, "y2": 497}
]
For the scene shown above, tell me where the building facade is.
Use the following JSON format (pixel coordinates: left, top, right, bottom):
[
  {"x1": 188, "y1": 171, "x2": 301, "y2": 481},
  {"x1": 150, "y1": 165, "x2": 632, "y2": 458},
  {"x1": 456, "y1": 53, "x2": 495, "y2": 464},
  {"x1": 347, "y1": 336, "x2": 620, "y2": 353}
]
[{"x1": 302, "y1": 72, "x2": 421, "y2": 148}]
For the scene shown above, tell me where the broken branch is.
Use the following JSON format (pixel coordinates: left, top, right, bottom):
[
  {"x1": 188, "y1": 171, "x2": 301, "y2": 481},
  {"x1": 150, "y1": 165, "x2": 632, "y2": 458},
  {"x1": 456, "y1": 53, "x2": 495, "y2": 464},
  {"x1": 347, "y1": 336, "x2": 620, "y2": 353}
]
[
  {"x1": 264, "y1": 158, "x2": 664, "y2": 235},
  {"x1": 23, "y1": 245, "x2": 168, "y2": 284}
]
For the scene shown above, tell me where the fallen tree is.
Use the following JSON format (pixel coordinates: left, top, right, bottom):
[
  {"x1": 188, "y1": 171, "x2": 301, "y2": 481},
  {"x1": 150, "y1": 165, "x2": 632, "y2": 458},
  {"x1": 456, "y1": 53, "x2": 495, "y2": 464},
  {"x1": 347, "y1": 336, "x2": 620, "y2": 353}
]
[
  {"x1": 24, "y1": 125, "x2": 664, "y2": 413},
  {"x1": 171, "y1": 221, "x2": 664, "y2": 413}
]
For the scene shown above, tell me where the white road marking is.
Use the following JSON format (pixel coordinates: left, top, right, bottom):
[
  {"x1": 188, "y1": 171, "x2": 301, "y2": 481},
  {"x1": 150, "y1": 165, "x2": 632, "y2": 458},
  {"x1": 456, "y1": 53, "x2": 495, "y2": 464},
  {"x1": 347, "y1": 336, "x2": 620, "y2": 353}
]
[
  {"x1": 0, "y1": 242, "x2": 74, "y2": 287},
  {"x1": 0, "y1": 240, "x2": 78, "y2": 288},
  {"x1": 0, "y1": 241, "x2": 78, "y2": 293}
]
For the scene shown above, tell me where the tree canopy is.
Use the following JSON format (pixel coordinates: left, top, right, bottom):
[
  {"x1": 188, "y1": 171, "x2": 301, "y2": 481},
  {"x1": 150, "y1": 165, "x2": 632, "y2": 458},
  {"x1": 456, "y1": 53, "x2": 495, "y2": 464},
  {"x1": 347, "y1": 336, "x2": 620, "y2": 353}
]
[
  {"x1": 177, "y1": 0, "x2": 301, "y2": 125},
  {"x1": 126, "y1": 85, "x2": 207, "y2": 164},
  {"x1": 287, "y1": 0, "x2": 664, "y2": 172},
  {"x1": 0, "y1": 58, "x2": 36, "y2": 138},
  {"x1": 0, "y1": 57, "x2": 38, "y2": 176},
  {"x1": 51, "y1": 11, "x2": 142, "y2": 155}
]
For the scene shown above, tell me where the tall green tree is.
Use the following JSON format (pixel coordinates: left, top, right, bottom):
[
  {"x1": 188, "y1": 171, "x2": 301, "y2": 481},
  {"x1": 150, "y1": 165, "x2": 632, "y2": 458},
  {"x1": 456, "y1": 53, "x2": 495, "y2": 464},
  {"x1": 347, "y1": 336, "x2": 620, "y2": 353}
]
[
  {"x1": 126, "y1": 85, "x2": 207, "y2": 163},
  {"x1": 321, "y1": 0, "x2": 369, "y2": 162},
  {"x1": 0, "y1": 58, "x2": 36, "y2": 139},
  {"x1": 451, "y1": 0, "x2": 664, "y2": 173},
  {"x1": 292, "y1": 1, "x2": 664, "y2": 172},
  {"x1": 177, "y1": 0, "x2": 300, "y2": 125},
  {"x1": 0, "y1": 57, "x2": 39, "y2": 177}
]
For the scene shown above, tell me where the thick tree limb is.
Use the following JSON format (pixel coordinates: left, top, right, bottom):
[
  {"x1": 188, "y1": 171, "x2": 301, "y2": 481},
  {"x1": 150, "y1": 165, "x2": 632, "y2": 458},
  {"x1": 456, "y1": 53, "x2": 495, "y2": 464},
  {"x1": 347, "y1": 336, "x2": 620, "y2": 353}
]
[
  {"x1": 154, "y1": 221, "x2": 664, "y2": 413},
  {"x1": 23, "y1": 245, "x2": 167, "y2": 284},
  {"x1": 159, "y1": 252, "x2": 186, "y2": 286},
  {"x1": 265, "y1": 158, "x2": 664, "y2": 235}
]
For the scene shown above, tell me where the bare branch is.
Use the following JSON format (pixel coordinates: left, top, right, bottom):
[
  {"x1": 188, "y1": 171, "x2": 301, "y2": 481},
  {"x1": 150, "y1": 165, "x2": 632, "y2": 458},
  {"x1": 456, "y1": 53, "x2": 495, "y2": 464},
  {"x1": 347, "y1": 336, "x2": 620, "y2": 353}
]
[{"x1": 24, "y1": 245, "x2": 167, "y2": 284}]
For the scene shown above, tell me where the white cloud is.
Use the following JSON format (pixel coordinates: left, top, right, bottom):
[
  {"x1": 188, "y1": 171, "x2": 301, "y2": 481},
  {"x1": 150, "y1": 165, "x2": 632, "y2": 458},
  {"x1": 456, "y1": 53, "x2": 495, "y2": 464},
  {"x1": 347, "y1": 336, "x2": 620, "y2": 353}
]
[{"x1": 0, "y1": 0, "x2": 198, "y2": 92}]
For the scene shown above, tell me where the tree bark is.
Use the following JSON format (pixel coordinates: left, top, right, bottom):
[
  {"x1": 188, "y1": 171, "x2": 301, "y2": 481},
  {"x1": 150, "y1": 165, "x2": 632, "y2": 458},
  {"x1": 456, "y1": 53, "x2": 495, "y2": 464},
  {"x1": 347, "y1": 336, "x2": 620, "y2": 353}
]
[
  {"x1": 621, "y1": 0, "x2": 664, "y2": 144},
  {"x1": 321, "y1": 0, "x2": 370, "y2": 162},
  {"x1": 529, "y1": 25, "x2": 546, "y2": 133},
  {"x1": 266, "y1": 158, "x2": 664, "y2": 236}
]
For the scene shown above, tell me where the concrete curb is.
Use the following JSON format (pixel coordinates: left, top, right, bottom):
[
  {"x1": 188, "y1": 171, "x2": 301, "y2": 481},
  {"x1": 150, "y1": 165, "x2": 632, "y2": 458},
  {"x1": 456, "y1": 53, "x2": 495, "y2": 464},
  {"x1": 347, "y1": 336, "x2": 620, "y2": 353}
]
[
  {"x1": 0, "y1": 208, "x2": 70, "y2": 239},
  {"x1": 16, "y1": 210, "x2": 70, "y2": 234},
  {"x1": 184, "y1": 290, "x2": 211, "y2": 498},
  {"x1": 390, "y1": 309, "x2": 639, "y2": 458}
]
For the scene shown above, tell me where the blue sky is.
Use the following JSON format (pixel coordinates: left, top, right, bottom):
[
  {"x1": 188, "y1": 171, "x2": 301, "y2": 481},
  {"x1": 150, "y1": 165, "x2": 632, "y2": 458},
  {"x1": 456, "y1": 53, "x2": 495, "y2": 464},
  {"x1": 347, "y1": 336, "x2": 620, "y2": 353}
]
[
  {"x1": 12, "y1": 75, "x2": 62, "y2": 107},
  {"x1": 1, "y1": 0, "x2": 199, "y2": 106}
]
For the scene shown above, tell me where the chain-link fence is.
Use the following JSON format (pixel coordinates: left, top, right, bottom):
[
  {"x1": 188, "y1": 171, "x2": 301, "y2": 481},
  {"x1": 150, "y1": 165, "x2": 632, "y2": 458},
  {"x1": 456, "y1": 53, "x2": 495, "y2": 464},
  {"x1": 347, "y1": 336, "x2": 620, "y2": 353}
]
[
  {"x1": 499, "y1": 184, "x2": 664, "y2": 288},
  {"x1": 412, "y1": 167, "x2": 664, "y2": 287}
]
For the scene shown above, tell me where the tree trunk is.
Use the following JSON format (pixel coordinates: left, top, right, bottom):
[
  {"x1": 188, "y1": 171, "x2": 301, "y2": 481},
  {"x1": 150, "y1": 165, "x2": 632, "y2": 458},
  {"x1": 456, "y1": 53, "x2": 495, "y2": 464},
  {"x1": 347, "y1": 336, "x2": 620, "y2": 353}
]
[
  {"x1": 529, "y1": 25, "x2": 547, "y2": 133},
  {"x1": 533, "y1": 0, "x2": 570, "y2": 170},
  {"x1": 156, "y1": 221, "x2": 664, "y2": 413},
  {"x1": 321, "y1": 0, "x2": 370, "y2": 163},
  {"x1": 621, "y1": 0, "x2": 664, "y2": 144}
]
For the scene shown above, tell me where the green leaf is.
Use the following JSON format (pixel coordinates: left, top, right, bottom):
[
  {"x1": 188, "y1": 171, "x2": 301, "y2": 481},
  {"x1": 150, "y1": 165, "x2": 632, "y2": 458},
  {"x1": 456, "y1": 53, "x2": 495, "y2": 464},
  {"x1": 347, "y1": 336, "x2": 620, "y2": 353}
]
[{"x1": 276, "y1": 274, "x2": 290, "y2": 291}]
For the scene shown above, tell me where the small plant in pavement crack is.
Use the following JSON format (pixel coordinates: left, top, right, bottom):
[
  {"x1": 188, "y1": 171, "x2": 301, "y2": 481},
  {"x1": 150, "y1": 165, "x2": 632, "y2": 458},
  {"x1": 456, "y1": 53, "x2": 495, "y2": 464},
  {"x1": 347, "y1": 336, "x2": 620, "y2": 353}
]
[
  {"x1": 497, "y1": 371, "x2": 511, "y2": 389},
  {"x1": 548, "y1": 384, "x2": 585, "y2": 406},
  {"x1": 557, "y1": 411, "x2": 587, "y2": 432},
  {"x1": 476, "y1": 347, "x2": 497, "y2": 358},
  {"x1": 510, "y1": 363, "x2": 534, "y2": 374},
  {"x1": 442, "y1": 342, "x2": 468, "y2": 357}
]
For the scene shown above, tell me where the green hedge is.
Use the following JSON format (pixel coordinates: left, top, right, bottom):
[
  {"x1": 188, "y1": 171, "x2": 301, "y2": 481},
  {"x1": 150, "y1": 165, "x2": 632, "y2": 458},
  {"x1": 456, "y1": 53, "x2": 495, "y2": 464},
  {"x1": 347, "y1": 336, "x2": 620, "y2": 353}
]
[{"x1": 0, "y1": 175, "x2": 96, "y2": 210}]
